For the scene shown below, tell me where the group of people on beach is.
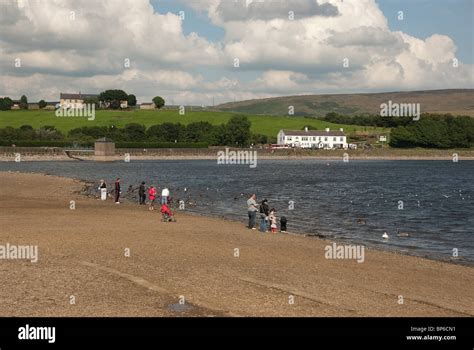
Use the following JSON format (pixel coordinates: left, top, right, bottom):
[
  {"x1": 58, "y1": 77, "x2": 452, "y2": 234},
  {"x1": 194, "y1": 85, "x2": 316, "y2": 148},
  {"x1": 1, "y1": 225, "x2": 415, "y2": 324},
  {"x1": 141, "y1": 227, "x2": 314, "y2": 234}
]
[
  {"x1": 97, "y1": 178, "x2": 174, "y2": 221},
  {"x1": 247, "y1": 194, "x2": 287, "y2": 233}
]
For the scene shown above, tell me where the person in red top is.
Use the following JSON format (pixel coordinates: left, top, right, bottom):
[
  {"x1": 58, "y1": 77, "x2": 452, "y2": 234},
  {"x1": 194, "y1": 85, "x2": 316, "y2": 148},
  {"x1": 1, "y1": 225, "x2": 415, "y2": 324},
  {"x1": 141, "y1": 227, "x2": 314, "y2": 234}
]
[
  {"x1": 148, "y1": 186, "x2": 157, "y2": 211},
  {"x1": 161, "y1": 203, "x2": 174, "y2": 221}
]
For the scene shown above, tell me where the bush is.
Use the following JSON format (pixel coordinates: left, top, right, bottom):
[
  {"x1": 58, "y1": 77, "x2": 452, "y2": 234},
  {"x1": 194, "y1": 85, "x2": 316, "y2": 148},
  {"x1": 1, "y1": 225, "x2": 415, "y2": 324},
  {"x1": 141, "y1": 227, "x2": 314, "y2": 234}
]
[
  {"x1": 116, "y1": 142, "x2": 208, "y2": 148},
  {"x1": 0, "y1": 140, "x2": 93, "y2": 147}
]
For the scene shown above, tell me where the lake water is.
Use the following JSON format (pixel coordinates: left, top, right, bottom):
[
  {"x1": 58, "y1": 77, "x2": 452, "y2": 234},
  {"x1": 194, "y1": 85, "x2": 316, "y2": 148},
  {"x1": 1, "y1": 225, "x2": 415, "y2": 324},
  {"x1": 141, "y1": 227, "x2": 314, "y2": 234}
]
[{"x1": 1, "y1": 159, "x2": 473, "y2": 263}]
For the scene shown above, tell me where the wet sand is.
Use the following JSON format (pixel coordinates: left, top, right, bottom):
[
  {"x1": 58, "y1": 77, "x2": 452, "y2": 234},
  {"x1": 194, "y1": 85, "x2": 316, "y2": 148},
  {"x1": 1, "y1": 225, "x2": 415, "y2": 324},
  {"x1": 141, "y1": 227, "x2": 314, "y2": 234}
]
[{"x1": 0, "y1": 171, "x2": 473, "y2": 316}]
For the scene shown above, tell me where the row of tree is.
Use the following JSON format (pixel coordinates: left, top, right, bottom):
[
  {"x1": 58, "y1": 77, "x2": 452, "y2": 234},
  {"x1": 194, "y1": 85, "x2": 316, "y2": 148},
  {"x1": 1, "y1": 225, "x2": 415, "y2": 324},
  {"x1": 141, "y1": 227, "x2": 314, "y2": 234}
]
[
  {"x1": 320, "y1": 112, "x2": 413, "y2": 128},
  {"x1": 68, "y1": 116, "x2": 266, "y2": 145},
  {"x1": 0, "y1": 95, "x2": 29, "y2": 110},
  {"x1": 0, "y1": 91, "x2": 165, "y2": 110},
  {"x1": 389, "y1": 115, "x2": 474, "y2": 148},
  {"x1": 0, "y1": 125, "x2": 64, "y2": 141},
  {"x1": 0, "y1": 116, "x2": 267, "y2": 146}
]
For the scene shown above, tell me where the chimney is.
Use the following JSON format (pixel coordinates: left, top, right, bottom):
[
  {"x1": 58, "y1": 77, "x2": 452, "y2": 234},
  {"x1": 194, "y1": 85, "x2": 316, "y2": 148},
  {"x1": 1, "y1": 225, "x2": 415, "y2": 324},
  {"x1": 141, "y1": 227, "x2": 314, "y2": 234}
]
[
  {"x1": 340, "y1": 128, "x2": 344, "y2": 132},
  {"x1": 304, "y1": 126, "x2": 308, "y2": 132},
  {"x1": 325, "y1": 128, "x2": 330, "y2": 133}
]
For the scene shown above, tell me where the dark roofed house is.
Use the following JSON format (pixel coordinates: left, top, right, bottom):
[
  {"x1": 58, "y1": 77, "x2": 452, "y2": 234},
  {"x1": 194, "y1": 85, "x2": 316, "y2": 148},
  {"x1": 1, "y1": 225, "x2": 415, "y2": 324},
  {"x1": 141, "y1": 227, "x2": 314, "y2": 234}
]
[{"x1": 277, "y1": 127, "x2": 348, "y2": 149}]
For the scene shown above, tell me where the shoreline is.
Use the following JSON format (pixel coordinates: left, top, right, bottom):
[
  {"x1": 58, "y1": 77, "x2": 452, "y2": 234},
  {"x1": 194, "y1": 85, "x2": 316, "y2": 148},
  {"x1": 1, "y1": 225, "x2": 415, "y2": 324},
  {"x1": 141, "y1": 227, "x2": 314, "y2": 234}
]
[
  {"x1": 0, "y1": 171, "x2": 473, "y2": 316},
  {"x1": 1, "y1": 155, "x2": 474, "y2": 161},
  {"x1": 1, "y1": 146, "x2": 474, "y2": 162},
  {"x1": 4, "y1": 169, "x2": 474, "y2": 267}
]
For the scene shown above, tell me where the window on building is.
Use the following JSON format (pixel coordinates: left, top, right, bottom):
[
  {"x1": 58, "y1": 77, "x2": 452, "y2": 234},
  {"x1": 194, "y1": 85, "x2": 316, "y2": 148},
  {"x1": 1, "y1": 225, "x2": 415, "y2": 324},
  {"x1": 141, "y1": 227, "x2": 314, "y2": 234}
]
[
  {"x1": 333, "y1": 137, "x2": 337, "y2": 141},
  {"x1": 324, "y1": 137, "x2": 328, "y2": 141},
  {"x1": 302, "y1": 137, "x2": 308, "y2": 141},
  {"x1": 340, "y1": 137, "x2": 344, "y2": 141},
  {"x1": 287, "y1": 137, "x2": 292, "y2": 141}
]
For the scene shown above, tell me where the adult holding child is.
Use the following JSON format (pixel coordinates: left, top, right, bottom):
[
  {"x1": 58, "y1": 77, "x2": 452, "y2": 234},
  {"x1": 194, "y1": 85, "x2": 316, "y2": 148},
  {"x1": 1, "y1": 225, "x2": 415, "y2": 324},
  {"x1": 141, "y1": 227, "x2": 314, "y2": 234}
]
[
  {"x1": 247, "y1": 194, "x2": 258, "y2": 230},
  {"x1": 259, "y1": 199, "x2": 270, "y2": 232}
]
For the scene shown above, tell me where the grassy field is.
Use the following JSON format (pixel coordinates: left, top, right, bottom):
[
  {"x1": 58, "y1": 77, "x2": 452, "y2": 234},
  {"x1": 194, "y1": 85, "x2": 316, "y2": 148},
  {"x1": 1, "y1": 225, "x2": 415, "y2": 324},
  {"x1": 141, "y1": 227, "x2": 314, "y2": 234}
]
[{"x1": 0, "y1": 109, "x2": 385, "y2": 137}]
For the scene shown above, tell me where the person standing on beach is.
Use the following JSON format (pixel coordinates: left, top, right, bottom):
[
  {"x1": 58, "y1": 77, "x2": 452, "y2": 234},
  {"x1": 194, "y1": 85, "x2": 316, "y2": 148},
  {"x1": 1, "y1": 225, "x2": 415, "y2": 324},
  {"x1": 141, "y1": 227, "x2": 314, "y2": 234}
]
[
  {"x1": 259, "y1": 199, "x2": 269, "y2": 232},
  {"x1": 161, "y1": 187, "x2": 170, "y2": 205},
  {"x1": 139, "y1": 182, "x2": 146, "y2": 205},
  {"x1": 114, "y1": 178, "x2": 121, "y2": 204},
  {"x1": 98, "y1": 179, "x2": 107, "y2": 201},
  {"x1": 148, "y1": 186, "x2": 157, "y2": 211},
  {"x1": 247, "y1": 194, "x2": 258, "y2": 230}
]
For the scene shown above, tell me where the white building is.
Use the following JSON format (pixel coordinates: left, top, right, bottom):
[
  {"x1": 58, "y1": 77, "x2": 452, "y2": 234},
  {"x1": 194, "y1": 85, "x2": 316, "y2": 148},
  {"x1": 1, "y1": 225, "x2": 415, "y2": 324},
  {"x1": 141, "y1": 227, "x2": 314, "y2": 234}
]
[{"x1": 277, "y1": 127, "x2": 348, "y2": 149}]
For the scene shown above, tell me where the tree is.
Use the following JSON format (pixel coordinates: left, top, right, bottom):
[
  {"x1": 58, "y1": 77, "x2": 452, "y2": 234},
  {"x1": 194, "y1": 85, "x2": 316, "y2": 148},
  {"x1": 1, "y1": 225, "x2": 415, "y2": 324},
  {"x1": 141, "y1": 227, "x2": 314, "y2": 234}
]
[
  {"x1": 184, "y1": 122, "x2": 215, "y2": 142},
  {"x1": 38, "y1": 100, "x2": 47, "y2": 109},
  {"x1": 109, "y1": 100, "x2": 120, "y2": 110},
  {"x1": 0, "y1": 97, "x2": 14, "y2": 111},
  {"x1": 18, "y1": 125, "x2": 35, "y2": 139},
  {"x1": 20, "y1": 95, "x2": 28, "y2": 109},
  {"x1": 226, "y1": 115, "x2": 251, "y2": 146},
  {"x1": 83, "y1": 97, "x2": 99, "y2": 109},
  {"x1": 124, "y1": 123, "x2": 146, "y2": 141},
  {"x1": 98, "y1": 90, "x2": 128, "y2": 109},
  {"x1": 152, "y1": 96, "x2": 165, "y2": 109},
  {"x1": 250, "y1": 133, "x2": 268, "y2": 145},
  {"x1": 127, "y1": 94, "x2": 137, "y2": 107}
]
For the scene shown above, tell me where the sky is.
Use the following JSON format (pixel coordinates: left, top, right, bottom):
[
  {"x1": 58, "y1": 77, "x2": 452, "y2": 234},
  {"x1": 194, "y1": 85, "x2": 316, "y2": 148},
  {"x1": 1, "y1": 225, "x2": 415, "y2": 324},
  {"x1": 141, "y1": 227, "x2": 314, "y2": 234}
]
[{"x1": 0, "y1": 0, "x2": 473, "y2": 105}]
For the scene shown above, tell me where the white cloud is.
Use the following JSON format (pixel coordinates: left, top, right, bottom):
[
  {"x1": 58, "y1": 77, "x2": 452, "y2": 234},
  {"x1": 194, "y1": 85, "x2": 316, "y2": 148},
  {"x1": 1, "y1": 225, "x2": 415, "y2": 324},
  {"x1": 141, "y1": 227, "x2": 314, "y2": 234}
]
[{"x1": 0, "y1": 0, "x2": 472, "y2": 105}]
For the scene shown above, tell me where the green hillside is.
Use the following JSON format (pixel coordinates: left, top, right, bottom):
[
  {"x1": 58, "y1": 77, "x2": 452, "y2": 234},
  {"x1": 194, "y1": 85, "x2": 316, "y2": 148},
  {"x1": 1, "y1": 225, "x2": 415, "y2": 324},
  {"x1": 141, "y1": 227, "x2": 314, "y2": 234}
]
[{"x1": 0, "y1": 109, "x2": 383, "y2": 138}]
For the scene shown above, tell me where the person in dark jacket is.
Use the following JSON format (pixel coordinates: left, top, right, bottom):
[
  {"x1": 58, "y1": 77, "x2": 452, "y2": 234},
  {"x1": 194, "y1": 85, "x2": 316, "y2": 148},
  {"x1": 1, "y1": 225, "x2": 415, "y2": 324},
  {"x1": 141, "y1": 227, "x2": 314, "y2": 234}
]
[
  {"x1": 138, "y1": 182, "x2": 146, "y2": 205},
  {"x1": 259, "y1": 199, "x2": 270, "y2": 232},
  {"x1": 114, "y1": 178, "x2": 121, "y2": 204}
]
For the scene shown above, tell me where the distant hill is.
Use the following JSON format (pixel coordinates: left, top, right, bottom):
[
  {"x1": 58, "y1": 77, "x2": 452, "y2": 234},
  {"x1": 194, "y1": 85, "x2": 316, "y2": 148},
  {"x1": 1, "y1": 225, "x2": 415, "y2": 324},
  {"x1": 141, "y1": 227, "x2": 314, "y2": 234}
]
[{"x1": 213, "y1": 89, "x2": 474, "y2": 117}]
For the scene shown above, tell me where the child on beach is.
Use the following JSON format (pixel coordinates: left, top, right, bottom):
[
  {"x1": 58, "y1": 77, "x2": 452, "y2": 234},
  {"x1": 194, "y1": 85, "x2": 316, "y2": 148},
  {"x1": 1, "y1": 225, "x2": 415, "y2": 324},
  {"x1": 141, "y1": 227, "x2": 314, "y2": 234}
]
[
  {"x1": 148, "y1": 186, "x2": 157, "y2": 211},
  {"x1": 269, "y1": 208, "x2": 278, "y2": 233},
  {"x1": 161, "y1": 202, "x2": 175, "y2": 222}
]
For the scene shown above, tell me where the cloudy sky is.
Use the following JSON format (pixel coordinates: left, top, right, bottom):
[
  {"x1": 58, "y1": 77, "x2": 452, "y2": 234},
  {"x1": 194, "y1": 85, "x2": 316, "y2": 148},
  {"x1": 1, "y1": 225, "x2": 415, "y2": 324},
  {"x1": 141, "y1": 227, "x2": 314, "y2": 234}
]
[{"x1": 0, "y1": 0, "x2": 472, "y2": 105}]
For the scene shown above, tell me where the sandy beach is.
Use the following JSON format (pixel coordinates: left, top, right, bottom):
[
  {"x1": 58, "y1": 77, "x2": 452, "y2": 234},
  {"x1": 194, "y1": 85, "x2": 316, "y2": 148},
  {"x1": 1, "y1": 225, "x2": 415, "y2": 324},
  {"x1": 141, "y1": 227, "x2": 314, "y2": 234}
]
[{"x1": 0, "y1": 171, "x2": 473, "y2": 317}]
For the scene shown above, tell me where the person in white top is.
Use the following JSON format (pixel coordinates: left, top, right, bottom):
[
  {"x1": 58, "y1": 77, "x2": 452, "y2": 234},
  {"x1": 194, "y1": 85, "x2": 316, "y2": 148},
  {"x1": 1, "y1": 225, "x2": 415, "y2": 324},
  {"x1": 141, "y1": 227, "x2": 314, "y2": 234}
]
[{"x1": 161, "y1": 187, "x2": 170, "y2": 204}]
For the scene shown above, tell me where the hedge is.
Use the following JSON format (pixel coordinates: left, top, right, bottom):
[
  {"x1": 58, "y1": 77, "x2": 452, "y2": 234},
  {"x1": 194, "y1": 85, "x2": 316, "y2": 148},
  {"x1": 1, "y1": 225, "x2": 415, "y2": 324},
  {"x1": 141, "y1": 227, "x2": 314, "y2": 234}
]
[
  {"x1": 0, "y1": 140, "x2": 93, "y2": 147},
  {"x1": 115, "y1": 142, "x2": 208, "y2": 148},
  {"x1": 0, "y1": 140, "x2": 208, "y2": 148}
]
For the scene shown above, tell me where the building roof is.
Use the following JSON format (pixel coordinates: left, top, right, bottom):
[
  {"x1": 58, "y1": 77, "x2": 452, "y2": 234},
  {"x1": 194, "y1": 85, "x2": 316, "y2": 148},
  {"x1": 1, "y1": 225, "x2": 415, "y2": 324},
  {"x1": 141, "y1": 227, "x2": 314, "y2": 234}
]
[
  {"x1": 281, "y1": 129, "x2": 345, "y2": 136},
  {"x1": 95, "y1": 137, "x2": 114, "y2": 143},
  {"x1": 60, "y1": 93, "x2": 98, "y2": 100}
]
